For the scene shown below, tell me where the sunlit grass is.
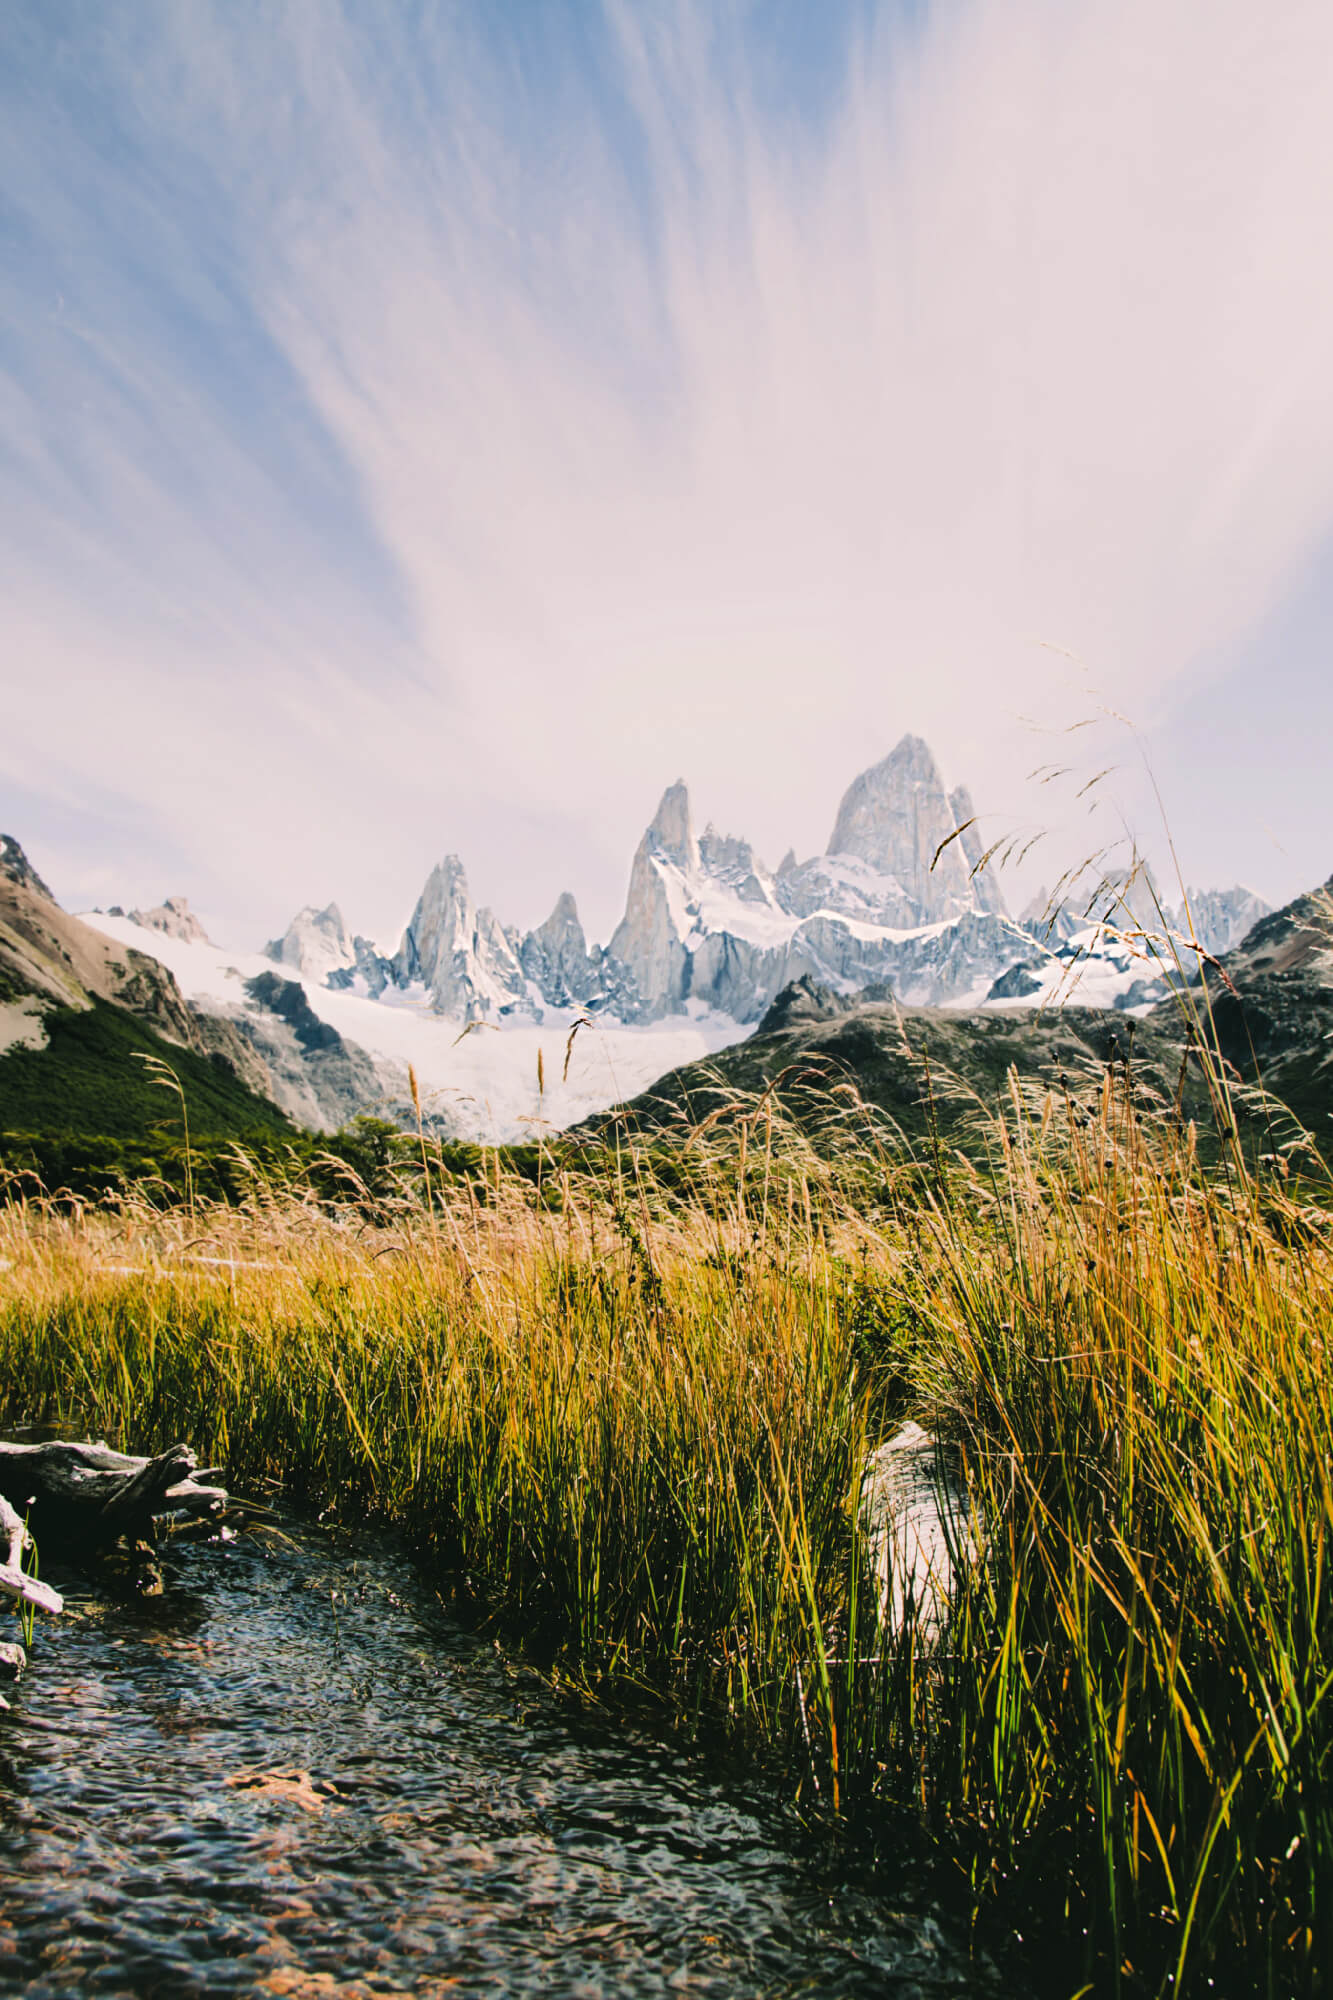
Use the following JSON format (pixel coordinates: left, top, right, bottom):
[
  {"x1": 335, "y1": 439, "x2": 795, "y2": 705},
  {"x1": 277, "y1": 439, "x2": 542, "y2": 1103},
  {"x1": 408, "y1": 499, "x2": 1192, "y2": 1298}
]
[{"x1": 0, "y1": 1046, "x2": 1330, "y2": 1997}]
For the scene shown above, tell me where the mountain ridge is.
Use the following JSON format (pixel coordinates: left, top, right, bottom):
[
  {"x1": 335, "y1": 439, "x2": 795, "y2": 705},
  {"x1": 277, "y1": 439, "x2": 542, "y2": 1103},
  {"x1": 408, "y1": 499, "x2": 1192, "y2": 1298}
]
[
  {"x1": 0, "y1": 838, "x2": 386, "y2": 1135},
  {"x1": 581, "y1": 870, "x2": 1333, "y2": 1159},
  {"x1": 264, "y1": 733, "x2": 1269, "y2": 1029}
]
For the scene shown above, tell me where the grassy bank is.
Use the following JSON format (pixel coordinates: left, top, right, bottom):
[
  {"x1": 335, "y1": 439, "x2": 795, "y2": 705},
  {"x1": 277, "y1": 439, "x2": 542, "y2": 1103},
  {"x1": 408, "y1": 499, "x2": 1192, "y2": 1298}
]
[{"x1": 0, "y1": 1070, "x2": 1329, "y2": 1997}]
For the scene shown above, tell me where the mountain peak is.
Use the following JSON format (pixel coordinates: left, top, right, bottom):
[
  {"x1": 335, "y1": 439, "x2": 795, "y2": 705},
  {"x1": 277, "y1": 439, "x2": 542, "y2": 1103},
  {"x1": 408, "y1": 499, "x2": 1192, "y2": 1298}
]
[
  {"x1": 131, "y1": 895, "x2": 212, "y2": 945},
  {"x1": 646, "y1": 782, "x2": 696, "y2": 870},
  {"x1": 520, "y1": 890, "x2": 596, "y2": 1008},
  {"x1": 266, "y1": 901, "x2": 353, "y2": 979},
  {"x1": 826, "y1": 735, "x2": 974, "y2": 921},
  {"x1": 395, "y1": 851, "x2": 529, "y2": 1019},
  {"x1": 1, "y1": 835, "x2": 54, "y2": 902}
]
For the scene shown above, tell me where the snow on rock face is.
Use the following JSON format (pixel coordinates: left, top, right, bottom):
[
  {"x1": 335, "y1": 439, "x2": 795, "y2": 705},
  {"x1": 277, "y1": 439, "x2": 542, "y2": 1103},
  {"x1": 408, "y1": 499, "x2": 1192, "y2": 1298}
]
[
  {"x1": 114, "y1": 733, "x2": 1276, "y2": 1140},
  {"x1": 598, "y1": 757, "x2": 1029, "y2": 1024},
  {"x1": 261, "y1": 736, "x2": 1039, "y2": 1033},
  {"x1": 607, "y1": 782, "x2": 806, "y2": 1021},
  {"x1": 77, "y1": 911, "x2": 746, "y2": 1143},
  {"x1": 783, "y1": 907, "x2": 1027, "y2": 1009},
  {"x1": 776, "y1": 852, "x2": 919, "y2": 929},
  {"x1": 130, "y1": 896, "x2": 211, "y2": 946},
  {"x1": 697, "y1": 826, "x2": 775, "y2": 906}
]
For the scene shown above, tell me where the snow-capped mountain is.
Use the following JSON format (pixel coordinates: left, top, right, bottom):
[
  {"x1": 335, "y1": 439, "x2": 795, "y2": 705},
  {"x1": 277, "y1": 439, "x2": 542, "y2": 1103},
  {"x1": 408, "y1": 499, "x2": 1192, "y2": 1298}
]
[
  {"x1": 80, "y1": 733, "x2": 1271, "y2": 1141},
  {"x1": 276, "y1": 735, "x2": 1038, "y2": 1029},
  {"x1": 261, "y1": 733, "x2": 1271, "y2": 1032}
]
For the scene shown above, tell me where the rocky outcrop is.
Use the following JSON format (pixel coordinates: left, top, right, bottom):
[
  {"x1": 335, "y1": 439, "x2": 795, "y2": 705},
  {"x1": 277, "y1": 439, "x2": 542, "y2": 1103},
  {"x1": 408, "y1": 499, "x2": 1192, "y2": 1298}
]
[
  {"x1": 1181, "y1": 884, "x2": 1270, "y2": 958},
  {"x1": 697, "y1": 827, "x2": 776, "y2": 905},
  {"x1": 520, "y1": 892, "x2": 597, "y2": 1008},
  {"x1": 948, "y1": 785, "x2": 1008, "y2": 917},
  {"x1": 1018, "y1": 886, "x2": 1074, "y2": 945},
  {"x1": 1173, "y1": 876, "x2": 1333, "y2": 1138},
  {"x1": 1031, "y1": 867, "x2": 1269, "y2": 963},
  {"x1": 0, "y1": 835, "x2": 295, "y2": 1127},
  {"x1": 605, "y1": 785, "x2": 699, "y2": 1018},
  {"x1": 218, "y1": 972, "x2": 389, "y2": 1131},
  {"x1": 1, "y1": 837, "x2": 219, "y2": 1047},
  {"x1": 0, "y1": 836, "x2": 53, "y2": 902},
  {"x1": 266, "y1": 903, "x2": 355, "y2": 982},
  {"x1": 325, "y1": 934, "x2": 394, "y2": 998},
  {"x1": 986, "y1": 961, "x2": 1044, "y2": 1001},
  {"x1": 774, "y1": 851, "x2": 920, "y2": 928},
  {"x1": 582, "y1": 981, "x2": 1194, "y2": 1149},
  {"x1": 783, "y1": 906, "x2": 1021, "y2": 1008},
  {"x1": 130, "y1": 896, "x2": 211, "y2": 945}
]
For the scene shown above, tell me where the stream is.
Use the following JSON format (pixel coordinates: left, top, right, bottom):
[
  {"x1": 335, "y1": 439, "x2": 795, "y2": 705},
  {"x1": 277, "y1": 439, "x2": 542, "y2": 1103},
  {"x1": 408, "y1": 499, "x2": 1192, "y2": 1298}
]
[{"x1": 0, "y1": 1518, "x2": 999, "y2": 1997}]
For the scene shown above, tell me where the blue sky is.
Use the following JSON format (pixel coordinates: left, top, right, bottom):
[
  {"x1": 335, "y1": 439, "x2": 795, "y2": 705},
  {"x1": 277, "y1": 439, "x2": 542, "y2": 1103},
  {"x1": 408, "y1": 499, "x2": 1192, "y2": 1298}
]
[{"x1": 3, "y1": 0, "x2": 1332, "y2": 949}]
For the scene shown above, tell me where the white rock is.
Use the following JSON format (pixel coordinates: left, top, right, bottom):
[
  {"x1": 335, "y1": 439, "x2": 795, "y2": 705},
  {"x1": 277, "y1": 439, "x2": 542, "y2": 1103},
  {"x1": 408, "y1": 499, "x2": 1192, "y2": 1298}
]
[{"x1": 861, "y1": 1421, "x2": 968, "y2": 1642}]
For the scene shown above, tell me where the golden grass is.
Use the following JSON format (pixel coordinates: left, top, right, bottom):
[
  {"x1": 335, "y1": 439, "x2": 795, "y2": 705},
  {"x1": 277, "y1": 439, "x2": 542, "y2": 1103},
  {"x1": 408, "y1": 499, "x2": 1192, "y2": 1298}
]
[{"x1": 1, "y1": 1061, "x2": 1330, "y2": 1998}]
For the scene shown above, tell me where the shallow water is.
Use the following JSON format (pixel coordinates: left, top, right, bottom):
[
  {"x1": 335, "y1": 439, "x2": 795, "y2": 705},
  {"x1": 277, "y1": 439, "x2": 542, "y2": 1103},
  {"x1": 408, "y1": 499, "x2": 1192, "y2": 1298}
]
[{"x1": 0, "y1": 1520, "x2": 995, "y2": 1998}]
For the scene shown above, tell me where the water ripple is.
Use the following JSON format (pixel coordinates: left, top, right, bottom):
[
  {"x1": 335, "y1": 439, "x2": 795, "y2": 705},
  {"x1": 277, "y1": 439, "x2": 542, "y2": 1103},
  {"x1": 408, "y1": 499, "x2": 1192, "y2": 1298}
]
[{"x1": 0, "y1": 1521, "x2": 995, "y2": 1998}]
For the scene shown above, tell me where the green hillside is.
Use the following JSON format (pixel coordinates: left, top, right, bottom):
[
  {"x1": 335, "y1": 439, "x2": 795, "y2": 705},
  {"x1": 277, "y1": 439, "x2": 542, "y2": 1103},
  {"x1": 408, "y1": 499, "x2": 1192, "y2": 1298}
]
[{"x1": 0, "y1": 998, "x2": 293, "y2": 1140}]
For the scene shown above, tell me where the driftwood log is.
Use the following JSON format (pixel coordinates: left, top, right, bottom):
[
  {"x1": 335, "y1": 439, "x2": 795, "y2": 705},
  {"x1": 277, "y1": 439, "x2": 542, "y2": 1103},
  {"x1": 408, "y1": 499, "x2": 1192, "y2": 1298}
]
[
  {"x1": 0, "y1": 1440, "x2": 228, "y2": 1557},
  {"x1": 0, "y1": 1441, "x2": 230, "y2": 1701}
]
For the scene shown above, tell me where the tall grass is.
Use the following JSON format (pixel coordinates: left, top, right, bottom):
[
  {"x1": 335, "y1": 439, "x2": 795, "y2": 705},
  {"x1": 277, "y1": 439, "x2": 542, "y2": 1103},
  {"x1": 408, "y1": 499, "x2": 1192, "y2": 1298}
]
[{"x1": 0, "y1": 1055, "x2": 1329, "y2": 1997}]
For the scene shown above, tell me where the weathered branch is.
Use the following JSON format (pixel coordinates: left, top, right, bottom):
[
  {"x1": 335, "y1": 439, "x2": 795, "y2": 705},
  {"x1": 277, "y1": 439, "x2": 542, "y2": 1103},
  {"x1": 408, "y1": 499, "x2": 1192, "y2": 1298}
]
[
  {"x1": 0, "y1": 1439, "x2": 228, "y2": 1556},
  {"x1": 0, "y1": 1491, "x2": 62, "y2": 1616}
]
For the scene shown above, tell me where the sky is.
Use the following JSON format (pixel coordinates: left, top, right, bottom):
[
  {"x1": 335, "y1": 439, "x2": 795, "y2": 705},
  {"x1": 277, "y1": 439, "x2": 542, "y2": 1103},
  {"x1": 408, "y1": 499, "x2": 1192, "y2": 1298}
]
[{"x1": 3, "y1": 0, "x2": 1332, "y2": 952}]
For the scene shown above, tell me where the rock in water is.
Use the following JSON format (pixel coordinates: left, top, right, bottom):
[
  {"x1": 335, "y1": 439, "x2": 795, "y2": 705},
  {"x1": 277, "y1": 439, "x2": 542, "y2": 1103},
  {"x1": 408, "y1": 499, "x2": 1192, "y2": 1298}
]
[{"x1": 860, "y1": 1422, "x2": 968, "y2": 1641}]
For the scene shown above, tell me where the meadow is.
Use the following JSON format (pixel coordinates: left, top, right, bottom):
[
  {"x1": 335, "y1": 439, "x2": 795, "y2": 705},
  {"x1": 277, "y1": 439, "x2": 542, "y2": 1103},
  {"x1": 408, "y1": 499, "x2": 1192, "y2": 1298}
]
[{"x1": 0, "y1": 1029, "x2": 1329, "y2": 1999}]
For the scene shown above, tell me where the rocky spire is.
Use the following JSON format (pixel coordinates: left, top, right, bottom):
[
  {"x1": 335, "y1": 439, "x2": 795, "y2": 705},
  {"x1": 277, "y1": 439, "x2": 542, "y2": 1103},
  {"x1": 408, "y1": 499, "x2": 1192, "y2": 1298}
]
[
  {"x1": 646, "y1": 781, "x2": 698, "y2": 872},
  {"x1": 395, "y1": 855, "x2": 528, "y2": 1019},
  {"x1": 827, "y1": 735, "x2": 975, "y2": 922},
  {"x1": 265, "y1": 902, "x2": 350, "y2": 977},
  {"x1": 520, "y1": 891, "x2": 596, "y2": 1008},
  {"x1": 606, "y1": 785, "x2": 700, "y2": 1018}
]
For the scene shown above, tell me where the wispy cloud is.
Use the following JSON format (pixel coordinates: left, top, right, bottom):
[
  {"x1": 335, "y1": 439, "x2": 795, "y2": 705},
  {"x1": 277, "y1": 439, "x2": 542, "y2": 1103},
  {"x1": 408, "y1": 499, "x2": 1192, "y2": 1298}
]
[{"x1": 3, "y1": 0, "x2": 1332, "y2": 942}]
